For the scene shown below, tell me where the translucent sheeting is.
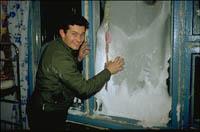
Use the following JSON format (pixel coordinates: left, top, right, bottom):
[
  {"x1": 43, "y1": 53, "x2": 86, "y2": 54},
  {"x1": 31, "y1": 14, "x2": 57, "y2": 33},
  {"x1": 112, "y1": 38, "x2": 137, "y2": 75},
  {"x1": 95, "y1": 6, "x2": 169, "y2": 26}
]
[{"x1": 94, "y1": 1, "x2": 171, "y2": 127}]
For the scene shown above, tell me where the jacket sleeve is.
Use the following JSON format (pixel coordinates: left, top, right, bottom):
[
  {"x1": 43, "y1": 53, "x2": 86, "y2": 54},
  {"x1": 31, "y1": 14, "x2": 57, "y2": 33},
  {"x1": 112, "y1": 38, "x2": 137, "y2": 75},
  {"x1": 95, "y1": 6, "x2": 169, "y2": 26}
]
[{"x1": 52, "y1": 51, "x2": 111, "y2": 99}]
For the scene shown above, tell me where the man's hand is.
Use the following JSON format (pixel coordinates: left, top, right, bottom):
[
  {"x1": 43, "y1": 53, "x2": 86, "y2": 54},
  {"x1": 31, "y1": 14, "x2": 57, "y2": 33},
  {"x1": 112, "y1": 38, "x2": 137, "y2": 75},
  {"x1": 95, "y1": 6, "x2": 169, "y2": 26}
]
[
  {"x1": 78, "y1": 41, "x2": 90, "y2": 62},
  {"x1": 105, "y1": 56, "x2": 125, "y2": 74}
]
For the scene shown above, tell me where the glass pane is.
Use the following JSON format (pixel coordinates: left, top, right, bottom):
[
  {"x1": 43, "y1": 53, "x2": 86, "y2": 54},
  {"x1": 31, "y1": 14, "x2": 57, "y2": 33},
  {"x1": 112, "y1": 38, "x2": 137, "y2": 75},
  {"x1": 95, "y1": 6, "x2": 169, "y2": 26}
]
[
  {"x1": 191, "y1": 53, "x2": 200, "y2": 128},
  {"x1": 193, "y1": 0, "x2": 200, "y2": 35}
]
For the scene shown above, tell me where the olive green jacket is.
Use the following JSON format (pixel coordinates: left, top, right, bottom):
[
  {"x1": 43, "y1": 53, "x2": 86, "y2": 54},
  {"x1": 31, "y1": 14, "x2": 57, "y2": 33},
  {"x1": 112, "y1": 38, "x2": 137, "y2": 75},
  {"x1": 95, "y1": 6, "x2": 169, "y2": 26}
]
[{"x1": 33, "y1": 38, "x2": 111, "y2": 112}]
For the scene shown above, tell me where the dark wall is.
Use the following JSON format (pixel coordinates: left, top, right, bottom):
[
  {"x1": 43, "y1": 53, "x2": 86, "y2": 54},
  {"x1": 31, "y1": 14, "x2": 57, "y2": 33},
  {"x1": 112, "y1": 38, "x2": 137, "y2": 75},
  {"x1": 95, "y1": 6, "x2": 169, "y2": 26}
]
[{"x1": 40, "y1": 1, "x2": 81, "y2": 45}]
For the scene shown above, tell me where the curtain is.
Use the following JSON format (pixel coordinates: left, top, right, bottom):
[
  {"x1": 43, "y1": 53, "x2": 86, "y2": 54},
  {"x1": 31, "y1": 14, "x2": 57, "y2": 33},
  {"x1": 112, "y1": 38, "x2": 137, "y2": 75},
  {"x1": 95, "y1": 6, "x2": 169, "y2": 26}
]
[{"x1": 7, "y1": 1, "x2": 30, "y2": 129}]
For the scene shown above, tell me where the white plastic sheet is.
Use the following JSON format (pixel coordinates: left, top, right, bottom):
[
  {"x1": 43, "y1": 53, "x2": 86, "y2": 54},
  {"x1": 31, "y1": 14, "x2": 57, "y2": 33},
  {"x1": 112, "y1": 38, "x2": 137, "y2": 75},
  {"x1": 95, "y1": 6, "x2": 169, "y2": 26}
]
[{"x1": 94, "y1": 1, "x2": 172, "y2": 127}]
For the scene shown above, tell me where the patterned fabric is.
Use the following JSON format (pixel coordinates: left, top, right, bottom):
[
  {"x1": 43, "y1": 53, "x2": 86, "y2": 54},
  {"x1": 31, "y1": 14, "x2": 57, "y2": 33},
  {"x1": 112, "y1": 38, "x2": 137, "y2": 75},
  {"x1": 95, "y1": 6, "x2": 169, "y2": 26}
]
[{"x1": 7, "y1": 1, "x2": 30, "y2": 129}]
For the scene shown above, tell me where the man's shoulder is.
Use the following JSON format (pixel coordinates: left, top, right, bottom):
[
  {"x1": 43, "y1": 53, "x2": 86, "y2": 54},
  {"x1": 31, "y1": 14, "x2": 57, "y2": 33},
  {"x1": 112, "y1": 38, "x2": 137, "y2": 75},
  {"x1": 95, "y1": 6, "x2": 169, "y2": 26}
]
[{"x1": 44, "y1": 39, "x2": 63, "y2": 51}]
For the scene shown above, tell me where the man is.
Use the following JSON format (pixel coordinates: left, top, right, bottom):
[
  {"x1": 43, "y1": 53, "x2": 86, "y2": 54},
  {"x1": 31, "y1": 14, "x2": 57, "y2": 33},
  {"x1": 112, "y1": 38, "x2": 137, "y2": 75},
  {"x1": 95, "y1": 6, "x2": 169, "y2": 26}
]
[{"x1": 26, "y1": 15, "x2": 124, "y2": 131}]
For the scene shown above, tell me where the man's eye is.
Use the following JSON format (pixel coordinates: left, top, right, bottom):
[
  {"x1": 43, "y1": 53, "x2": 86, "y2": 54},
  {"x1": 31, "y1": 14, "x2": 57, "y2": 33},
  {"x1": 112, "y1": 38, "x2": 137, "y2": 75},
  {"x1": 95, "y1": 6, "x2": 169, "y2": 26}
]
[{"x1": 72, "y1": 33, "x2": 77, "y2": 36}]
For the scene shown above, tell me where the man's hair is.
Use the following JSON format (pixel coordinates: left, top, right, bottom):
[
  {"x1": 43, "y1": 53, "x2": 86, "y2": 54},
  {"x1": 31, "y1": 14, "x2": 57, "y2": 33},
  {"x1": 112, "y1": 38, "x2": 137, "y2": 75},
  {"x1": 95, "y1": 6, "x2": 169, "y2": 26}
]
[{"x1": 58, "y1": 15, "x2": 89, "y2": 32}]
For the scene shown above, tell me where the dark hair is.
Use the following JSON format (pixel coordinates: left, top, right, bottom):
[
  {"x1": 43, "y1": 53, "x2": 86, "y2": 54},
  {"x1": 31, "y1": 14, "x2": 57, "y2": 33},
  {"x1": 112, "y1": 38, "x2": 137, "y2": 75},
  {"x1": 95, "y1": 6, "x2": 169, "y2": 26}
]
[{"x1": 58, "y1": 15, "x2": 89, "y2": 32}]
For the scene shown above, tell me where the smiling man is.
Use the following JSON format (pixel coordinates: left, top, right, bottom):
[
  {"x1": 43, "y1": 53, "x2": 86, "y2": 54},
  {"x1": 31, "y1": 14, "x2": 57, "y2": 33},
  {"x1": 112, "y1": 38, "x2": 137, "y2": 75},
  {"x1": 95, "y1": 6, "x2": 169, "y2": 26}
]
[{"x1": 26, "y1": 15, "x2": 125, "y2": 131}]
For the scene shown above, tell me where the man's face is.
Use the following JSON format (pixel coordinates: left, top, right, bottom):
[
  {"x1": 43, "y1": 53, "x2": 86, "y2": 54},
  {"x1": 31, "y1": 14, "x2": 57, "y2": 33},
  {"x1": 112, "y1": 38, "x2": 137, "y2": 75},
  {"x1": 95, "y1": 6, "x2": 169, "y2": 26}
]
[{"x1": 62, "y1": 25, "x2": 86, "y2": 50}]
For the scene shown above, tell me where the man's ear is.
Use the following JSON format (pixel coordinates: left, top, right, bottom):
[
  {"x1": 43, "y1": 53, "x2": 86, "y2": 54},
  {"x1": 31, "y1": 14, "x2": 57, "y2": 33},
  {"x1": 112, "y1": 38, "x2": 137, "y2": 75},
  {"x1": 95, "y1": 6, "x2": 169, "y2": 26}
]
[{"x1": 59, "y1": 29, "x2": 65, "y2": 38}]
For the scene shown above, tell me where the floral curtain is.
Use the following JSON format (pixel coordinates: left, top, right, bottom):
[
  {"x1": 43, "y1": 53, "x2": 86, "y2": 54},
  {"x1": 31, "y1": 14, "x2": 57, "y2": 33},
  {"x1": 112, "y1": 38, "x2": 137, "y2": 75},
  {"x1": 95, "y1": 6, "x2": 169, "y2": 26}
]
[{"x1": 0, "y1": 1, "x2": 30, "y2": 129}]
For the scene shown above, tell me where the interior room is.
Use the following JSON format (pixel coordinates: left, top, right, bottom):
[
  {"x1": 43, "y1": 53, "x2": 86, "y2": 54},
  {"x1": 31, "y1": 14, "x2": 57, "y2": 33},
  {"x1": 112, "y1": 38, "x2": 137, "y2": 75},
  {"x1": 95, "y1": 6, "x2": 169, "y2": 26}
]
[{"x1": 0, "y1": 0, "x2": 199, "y2": 131}]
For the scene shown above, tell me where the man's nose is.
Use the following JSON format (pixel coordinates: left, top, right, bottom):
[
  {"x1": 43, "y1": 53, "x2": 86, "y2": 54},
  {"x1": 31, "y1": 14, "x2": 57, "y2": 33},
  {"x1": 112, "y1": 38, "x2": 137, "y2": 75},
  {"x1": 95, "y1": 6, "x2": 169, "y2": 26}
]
[{"x1": 76, "y1": 35, "x2": 81, "y2": 42}]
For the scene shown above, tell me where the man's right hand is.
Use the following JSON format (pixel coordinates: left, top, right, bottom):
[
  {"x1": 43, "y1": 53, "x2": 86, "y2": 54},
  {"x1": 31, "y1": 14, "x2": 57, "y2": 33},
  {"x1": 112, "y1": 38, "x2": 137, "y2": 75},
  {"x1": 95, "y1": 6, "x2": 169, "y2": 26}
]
[{"x1": 105, "y1": 56, "x2": 125, "y2": 74}]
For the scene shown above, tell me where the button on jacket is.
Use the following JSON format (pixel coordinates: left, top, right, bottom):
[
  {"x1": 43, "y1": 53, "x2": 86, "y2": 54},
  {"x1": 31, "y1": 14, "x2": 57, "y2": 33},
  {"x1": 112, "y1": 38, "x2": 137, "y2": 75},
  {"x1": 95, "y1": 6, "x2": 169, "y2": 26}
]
[{"x1": 33, "y1": 38, "x2": 111, "y2": 112}]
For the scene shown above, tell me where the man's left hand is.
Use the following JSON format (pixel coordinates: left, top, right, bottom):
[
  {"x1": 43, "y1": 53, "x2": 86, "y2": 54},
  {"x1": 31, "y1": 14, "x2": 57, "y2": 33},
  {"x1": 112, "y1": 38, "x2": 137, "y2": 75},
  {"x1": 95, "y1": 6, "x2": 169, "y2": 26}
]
[{"x1": 78, "y1": 41, "x2": 90, "y2": 62}]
